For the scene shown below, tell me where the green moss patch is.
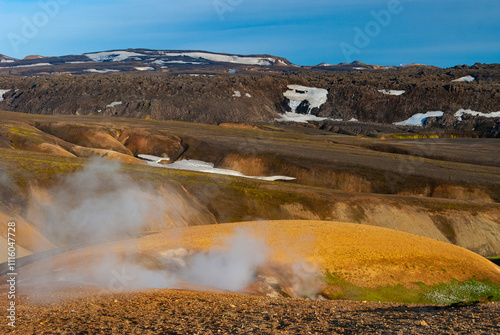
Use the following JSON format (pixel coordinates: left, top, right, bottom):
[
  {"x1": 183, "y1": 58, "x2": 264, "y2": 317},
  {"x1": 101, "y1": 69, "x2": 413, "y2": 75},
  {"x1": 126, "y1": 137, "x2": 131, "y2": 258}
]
[{"x1": 324, "y1": 272, "x2": 500, "y2": 305}]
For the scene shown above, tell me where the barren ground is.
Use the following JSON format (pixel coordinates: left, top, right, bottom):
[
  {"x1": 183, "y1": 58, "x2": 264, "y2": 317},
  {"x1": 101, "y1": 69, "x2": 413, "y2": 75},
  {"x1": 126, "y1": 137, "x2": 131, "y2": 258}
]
[{"x1": 2, "y1": 288, "x2": 499, "y2": 334}]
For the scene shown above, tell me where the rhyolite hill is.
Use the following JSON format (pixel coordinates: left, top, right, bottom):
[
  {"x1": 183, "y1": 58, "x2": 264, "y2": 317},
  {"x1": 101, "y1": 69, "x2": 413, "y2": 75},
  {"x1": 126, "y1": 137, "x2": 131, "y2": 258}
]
[{"x1": 1, "y1": 110, "x2": 500, "y2": 263}]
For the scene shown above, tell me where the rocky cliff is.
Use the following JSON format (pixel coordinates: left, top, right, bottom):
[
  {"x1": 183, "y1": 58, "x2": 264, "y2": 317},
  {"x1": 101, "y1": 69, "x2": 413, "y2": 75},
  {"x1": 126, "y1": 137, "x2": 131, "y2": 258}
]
[{"x1": 0, "y1": 50, "x2": 499, "y2": 137}]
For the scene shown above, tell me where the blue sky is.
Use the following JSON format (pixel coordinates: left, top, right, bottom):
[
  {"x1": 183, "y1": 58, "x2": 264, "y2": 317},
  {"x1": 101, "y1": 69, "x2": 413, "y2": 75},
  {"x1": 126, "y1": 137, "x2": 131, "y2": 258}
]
[{"x1": 0, "y1": 0, "x2": 498, "y2": 67}]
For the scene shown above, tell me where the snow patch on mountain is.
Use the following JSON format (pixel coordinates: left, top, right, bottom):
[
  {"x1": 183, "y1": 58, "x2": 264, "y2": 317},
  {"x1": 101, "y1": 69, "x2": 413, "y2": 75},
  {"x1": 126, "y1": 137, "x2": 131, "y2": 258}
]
[
  {"x1": 135, "y1": 67, "x2": 155, "y2": 71},
  {"x1": 164, "y1": 60, "x2": 205, "y2": 65},
  {"x1": 378, "y1": 89, "x2": 405, "y2": 96},
  {"x1": 454, "y1": 109, "x2": 500, "y2": 121},
  {"x1": 151, "y1": 60, "x2": 166, "y2": 65},
  {"x1": 394, "y1": 111, "x2": 444, "y2": 126},
  {"x1": 160, "y1": 51, "x2": 276, "y2": 66},
  {"x1": 0, "y1": 89, "x2": 11, "y2": 102},
  {"x1": 85, "y1": 51, "x2": 146, "y2": 62},
  {"x1": 284, "y1": 85, "x2": 328, "y2": 113},
  {"x1": 106, "y1": 101, "x2": 123, "y2": 108},
  {"x1": 84, "y1": 69, "x2": 120, "y2": 73},
  {"x1": 395, "y1": 109, "x2": 500, "y2": 126},
  {"x1": 2, "y1": 63, "x2": 52, "y2": 68},
  {"x1": 275, "y1": 112, "x2": 328, "y2": 123},
  {"x1": 452, "y1": 75, "x2": 475, "y2": 82}
]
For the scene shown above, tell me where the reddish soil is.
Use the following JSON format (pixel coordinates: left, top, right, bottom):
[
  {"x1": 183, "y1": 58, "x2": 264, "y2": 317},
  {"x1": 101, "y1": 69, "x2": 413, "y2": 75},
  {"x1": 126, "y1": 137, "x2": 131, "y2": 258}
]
[{"x1": 1, "y1": 287, "x2": 498, "y2": 334}]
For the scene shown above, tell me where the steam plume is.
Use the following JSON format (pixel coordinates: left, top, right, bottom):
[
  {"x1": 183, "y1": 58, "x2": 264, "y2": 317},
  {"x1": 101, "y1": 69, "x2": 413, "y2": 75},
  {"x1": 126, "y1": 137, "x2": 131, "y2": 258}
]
[{"x1": 20, "y1": 158, "x2": 323, "y2": 300}]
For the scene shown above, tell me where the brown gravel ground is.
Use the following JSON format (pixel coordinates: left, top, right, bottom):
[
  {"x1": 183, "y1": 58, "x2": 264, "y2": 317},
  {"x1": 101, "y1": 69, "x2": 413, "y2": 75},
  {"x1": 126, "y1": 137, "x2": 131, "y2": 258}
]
[{"x1": 1, "y1": 288, "x2": 499, "y2": 335}]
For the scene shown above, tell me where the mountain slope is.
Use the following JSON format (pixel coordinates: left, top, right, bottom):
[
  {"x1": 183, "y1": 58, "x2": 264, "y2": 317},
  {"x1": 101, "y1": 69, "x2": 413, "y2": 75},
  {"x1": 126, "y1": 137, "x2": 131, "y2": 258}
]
[
  {"x1": 1, "y1": 64, "x2": 499, "y2": 137},
  {"x1": 0, "y1": 48, "x2": 294, "y2": 77},
  {"x1": 0, "y1": 49, "x2": 499, "y2": 137}
]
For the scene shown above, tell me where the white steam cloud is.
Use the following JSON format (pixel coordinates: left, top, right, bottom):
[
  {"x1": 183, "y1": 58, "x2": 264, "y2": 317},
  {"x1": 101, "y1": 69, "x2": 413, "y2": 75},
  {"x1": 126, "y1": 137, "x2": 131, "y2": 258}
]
[
  {"x1": 170, "y1": 228, "x2": 270, "y2": 291},
  {"x1": 22, "y1": 229, "x2": 271, "y2": 296},
  {"x1": 289, "y1": 262, "x2": 326, "y2": 299},
  {"x1": 27, "y1": 158, "x2": 166, "y2": 246},
  {"x1": 20, "y1": 159, "x2": 324, "y2": 300},
  {"x1": 0, "y1": 169, "x2": 23, "y2": 212}
]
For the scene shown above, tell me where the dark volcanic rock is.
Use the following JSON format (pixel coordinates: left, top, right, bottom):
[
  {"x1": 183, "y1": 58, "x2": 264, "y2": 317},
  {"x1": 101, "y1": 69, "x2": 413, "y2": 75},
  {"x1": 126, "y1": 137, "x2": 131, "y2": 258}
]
[
  {"x1": 475, "y1": 118, "x2": 500, "y2": 138},
  {"x1": 0, "y1": 61, "x2": 499, "y2": 136}
]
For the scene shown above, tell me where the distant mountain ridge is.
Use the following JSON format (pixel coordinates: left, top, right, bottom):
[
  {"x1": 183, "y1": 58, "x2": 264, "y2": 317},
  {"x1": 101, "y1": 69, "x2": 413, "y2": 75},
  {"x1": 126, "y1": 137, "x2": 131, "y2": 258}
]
[
  {"x1": 0, "y1": 48, "x2": 435, "y2": 77},
  {"x1": 0, "y1": 48, "x2": 294, "y2": 76},
  {"x1": 0, "y1": 54, "x2": 17, "y2": 63}
]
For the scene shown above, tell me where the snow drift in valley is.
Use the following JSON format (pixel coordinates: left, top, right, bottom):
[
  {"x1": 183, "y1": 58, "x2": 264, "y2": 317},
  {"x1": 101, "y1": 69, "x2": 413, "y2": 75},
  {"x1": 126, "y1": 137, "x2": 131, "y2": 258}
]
[{"x1": 140, "y1": 158, "x2": 296, "y2": 182}]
